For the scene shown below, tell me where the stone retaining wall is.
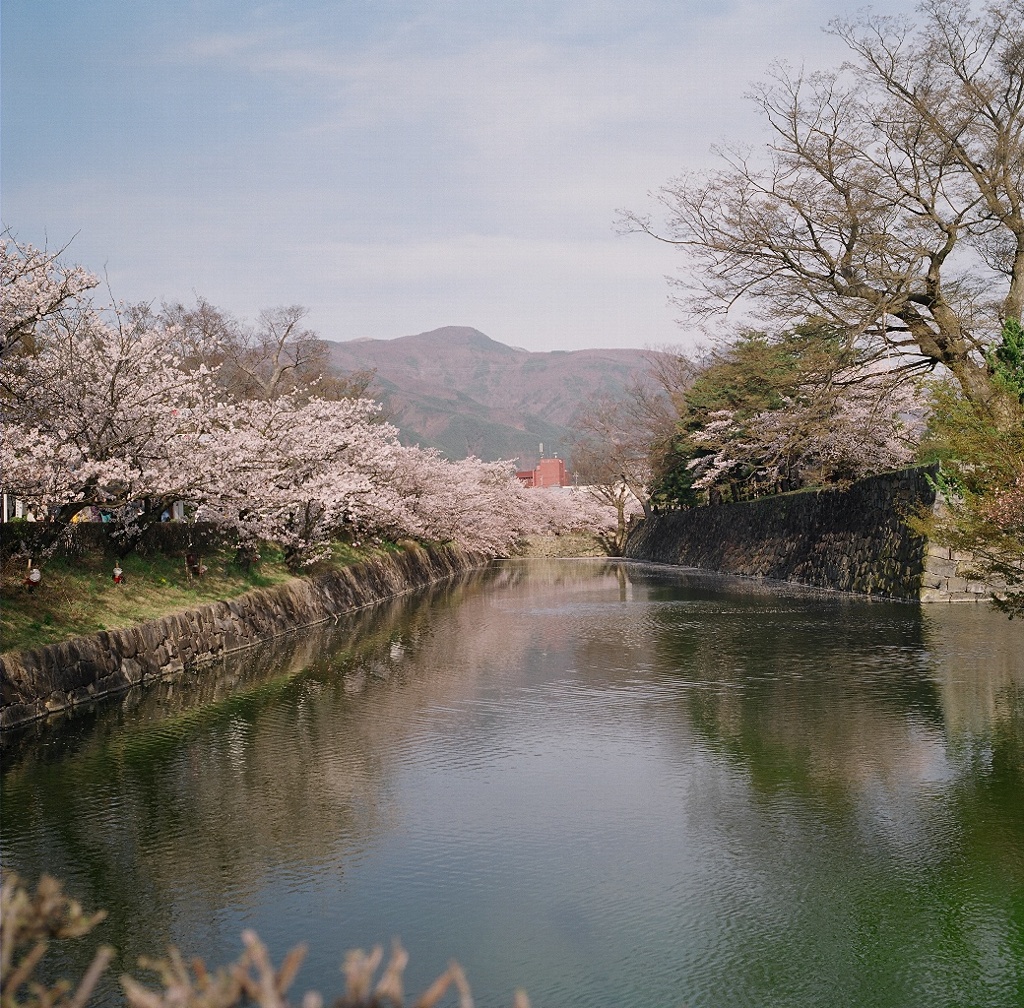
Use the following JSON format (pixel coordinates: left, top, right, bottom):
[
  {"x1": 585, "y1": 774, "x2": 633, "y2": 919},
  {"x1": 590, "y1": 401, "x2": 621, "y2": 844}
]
[
  {"x1": 0, "y1": 543, "x2": 485, "y2": 730},
  {"x1": 920, "y1": 541, "x2": 1009, "y2": 602},
  {"x1": 623, "y1": 466, "x2": 991, "y2": 601}
]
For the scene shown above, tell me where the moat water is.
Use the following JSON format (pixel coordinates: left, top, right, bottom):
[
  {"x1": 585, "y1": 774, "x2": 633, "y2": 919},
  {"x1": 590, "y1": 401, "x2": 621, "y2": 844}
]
[{"x1": 2, "y1": 559, "x2": 1023, "y2": 1007}]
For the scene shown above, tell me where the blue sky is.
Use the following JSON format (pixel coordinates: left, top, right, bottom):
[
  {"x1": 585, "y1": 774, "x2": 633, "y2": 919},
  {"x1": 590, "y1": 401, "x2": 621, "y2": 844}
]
[{"x1": 1, "y1": 1, "x2": 917, "y2": 352}]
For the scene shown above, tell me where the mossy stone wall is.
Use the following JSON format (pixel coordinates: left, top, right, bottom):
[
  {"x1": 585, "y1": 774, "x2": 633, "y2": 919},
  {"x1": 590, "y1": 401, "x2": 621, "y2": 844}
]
[
  {"x1": 0, "y1": 543, "x2": 484, "y2": 730},
  {"x1": 624, "y1": 467, "x2": 940, "y2": 599}
]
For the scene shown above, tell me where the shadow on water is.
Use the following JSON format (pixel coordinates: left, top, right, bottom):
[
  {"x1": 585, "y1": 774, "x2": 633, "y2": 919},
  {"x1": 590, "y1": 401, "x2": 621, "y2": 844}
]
[
  {"x1": 921, "y1": 604, "x2": 1024, "y2": 879},
  {"x1": 641, "y1": 570, "x2": 944, "y2": 784},
  {"x1": 632, "y1": 562, "x2": 1024, "y2": 821}
]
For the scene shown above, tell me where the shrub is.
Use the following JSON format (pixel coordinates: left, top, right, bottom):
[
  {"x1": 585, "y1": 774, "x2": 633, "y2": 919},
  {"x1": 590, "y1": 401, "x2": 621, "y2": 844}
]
[{"x1": 0, "y1": 874, "x2": 530, "y2": 1008}]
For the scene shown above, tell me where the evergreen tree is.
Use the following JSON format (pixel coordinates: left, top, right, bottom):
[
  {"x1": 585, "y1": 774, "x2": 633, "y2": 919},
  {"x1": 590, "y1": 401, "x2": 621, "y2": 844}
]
[{"x1": 990, "y1": 318, "x2": 1024, "y2": 404}]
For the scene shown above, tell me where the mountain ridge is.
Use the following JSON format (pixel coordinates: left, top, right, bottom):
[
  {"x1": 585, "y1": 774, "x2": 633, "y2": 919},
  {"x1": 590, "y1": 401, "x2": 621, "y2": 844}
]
[{"x1": 326, "y1": 326, "x2": 656, "y2": 464}]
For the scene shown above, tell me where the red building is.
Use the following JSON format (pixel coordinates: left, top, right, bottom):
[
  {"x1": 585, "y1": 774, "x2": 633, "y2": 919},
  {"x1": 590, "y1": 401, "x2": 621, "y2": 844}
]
[{"x1": 517, "y1": 457, "x2": 569, "y2": 488}]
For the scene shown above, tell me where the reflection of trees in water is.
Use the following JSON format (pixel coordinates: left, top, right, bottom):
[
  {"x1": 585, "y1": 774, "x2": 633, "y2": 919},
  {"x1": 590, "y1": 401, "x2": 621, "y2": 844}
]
[
  {"x1": 0, "y1": 567, "x2": 506, "y2": 992},
  {"x1": 922, "y1": 606, "x2": 1024, "y2": 737},
  {"x1": 639, "y1": 566, "x2": 1024, "y2": 856},
  {"x1": 631, "y1": 569, "x2": 1024, "y2": 1002},
  {"x1": 1, "y1": 558, "x2": 652, "y2": 990},
  {"x1": 922, "y1": 606, "x2": 1024, "y2": 869},
  {"x1": 0, "y1": 559, "x2": 658, "y2": 968},
  {"x1": 638, "y1": 573, "x2": 949, "y2": 798}
]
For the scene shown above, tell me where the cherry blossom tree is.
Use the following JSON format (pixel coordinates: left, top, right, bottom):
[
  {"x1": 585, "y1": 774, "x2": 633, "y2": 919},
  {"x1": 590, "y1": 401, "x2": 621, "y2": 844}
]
[
  {"x1": 1, "y1": 235, "x2": 97, "y2": 359},
  {"x1": 2, "y1": 241, "x2": 621, "y2": 565},
  {"x1": 190, "y1": 395, "x2": 406, "y2": 566},
  {"x1": 1, "y1": 305, "x2": 230, "y2": 550},
  {"x1": 561, "y1": 484, "x2": 643, "y2": 555},
  {"x1": 501, "y1": 483, "x2": 638, "y2": 555},
  {"x1": 378, "y1": 450, "x2": 534, "y2": 555},
  {"x1": 684, "y1": 374, "x2": 921, "y2": 501}
]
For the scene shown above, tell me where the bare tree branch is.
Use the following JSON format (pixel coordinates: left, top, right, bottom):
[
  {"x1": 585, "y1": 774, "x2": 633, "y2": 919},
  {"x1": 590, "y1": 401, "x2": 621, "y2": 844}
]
[{"x1": 624, "y1": 0, "x2": 1024, "y2": 418}]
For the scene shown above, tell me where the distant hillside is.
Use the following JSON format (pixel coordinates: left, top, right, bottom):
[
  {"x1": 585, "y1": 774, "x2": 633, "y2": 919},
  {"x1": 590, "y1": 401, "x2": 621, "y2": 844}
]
[{"x1": 326, "y1": 326, "x2": 656, "y2": 465}]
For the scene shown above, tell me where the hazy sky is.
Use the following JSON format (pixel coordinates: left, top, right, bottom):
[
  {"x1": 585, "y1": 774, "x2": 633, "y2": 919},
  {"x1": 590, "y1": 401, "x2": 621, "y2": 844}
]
[{"x1": 2, "y1": 1, "x2": 917, "y2": 352}]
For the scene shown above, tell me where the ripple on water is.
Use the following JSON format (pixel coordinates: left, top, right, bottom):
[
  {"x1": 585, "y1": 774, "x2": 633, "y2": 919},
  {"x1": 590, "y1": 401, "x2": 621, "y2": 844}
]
[{"x1": 3, "y1": 561, "x2": 1023, "y2": 1008}]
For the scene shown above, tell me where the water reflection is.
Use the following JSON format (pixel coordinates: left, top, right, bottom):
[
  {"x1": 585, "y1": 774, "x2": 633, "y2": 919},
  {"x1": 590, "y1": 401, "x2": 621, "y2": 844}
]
[
  {"x1": 1, "y1": 567, "x2": 503, "y2": 988},
  {"x1": 633, "y1": 565, "x2": 1024, "y2": 1006},
  {"x1": 2, "y1": 559, "x2": 1023, "y2": 1008}
]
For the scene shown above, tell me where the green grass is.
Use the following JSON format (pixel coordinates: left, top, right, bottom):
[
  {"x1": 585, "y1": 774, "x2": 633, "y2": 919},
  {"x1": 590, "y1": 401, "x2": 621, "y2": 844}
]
[{"x1": 0, "y1": 541, "x2": 385, "y2": 654}]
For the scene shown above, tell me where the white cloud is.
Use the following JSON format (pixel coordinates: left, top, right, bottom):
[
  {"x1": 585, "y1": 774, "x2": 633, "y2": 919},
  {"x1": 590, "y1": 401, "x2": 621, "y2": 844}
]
[
  {"x1": 292, "y1": 232, "x2": 694, "y2": 349},
  {"x1": 5, "y1": 0, "x2": 921, "y2": 352}
]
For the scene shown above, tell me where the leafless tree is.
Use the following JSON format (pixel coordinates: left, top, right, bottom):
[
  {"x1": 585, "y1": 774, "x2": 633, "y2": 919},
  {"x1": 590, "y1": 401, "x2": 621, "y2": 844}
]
[
  {"x1": 570, "y1": 372, "x2": 679, "y2": 519},
  {"x1": 621, "y1": 0, "x2": 1024, "y2": 418},
  {"x1": 152, "y1": 299, "x2": 375, "y2": 402}
]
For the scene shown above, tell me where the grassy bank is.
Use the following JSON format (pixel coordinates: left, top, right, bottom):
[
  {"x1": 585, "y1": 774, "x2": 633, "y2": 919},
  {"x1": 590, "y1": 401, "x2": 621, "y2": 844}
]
[{"x1": 0, "y1": 541, "x2": 376, "y2": 654}]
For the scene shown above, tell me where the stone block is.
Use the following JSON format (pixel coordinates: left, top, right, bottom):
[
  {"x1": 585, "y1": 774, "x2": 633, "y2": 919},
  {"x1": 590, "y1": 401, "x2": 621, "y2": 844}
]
[
  {"x1": 121, "y1": 628, "x2": 141, "y2": 658},
  {"x1": 222, "y1": 632, "x2": 249, "y2": 652},
  {"x1": 94, "y1": 671, "x2": 130, "y2": 696},
  {"x1": 925, "y1": 557, "x2": 959, "y2": 578},
  {"x1": 121, "y1": 657, "x2": 144, "y2": 683},
  {"x1": 45, "y1": 692, "x2": 70, "y2": 712},
  {"x1": 1, "y1": 702, "x2": 41, "y2": 729},
  {"x1": 113, "y1": 628, "x2": 137, "y2": 658},
  {"x1": 138, "y1": 621, "x2": 164, "y2": 651}
]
